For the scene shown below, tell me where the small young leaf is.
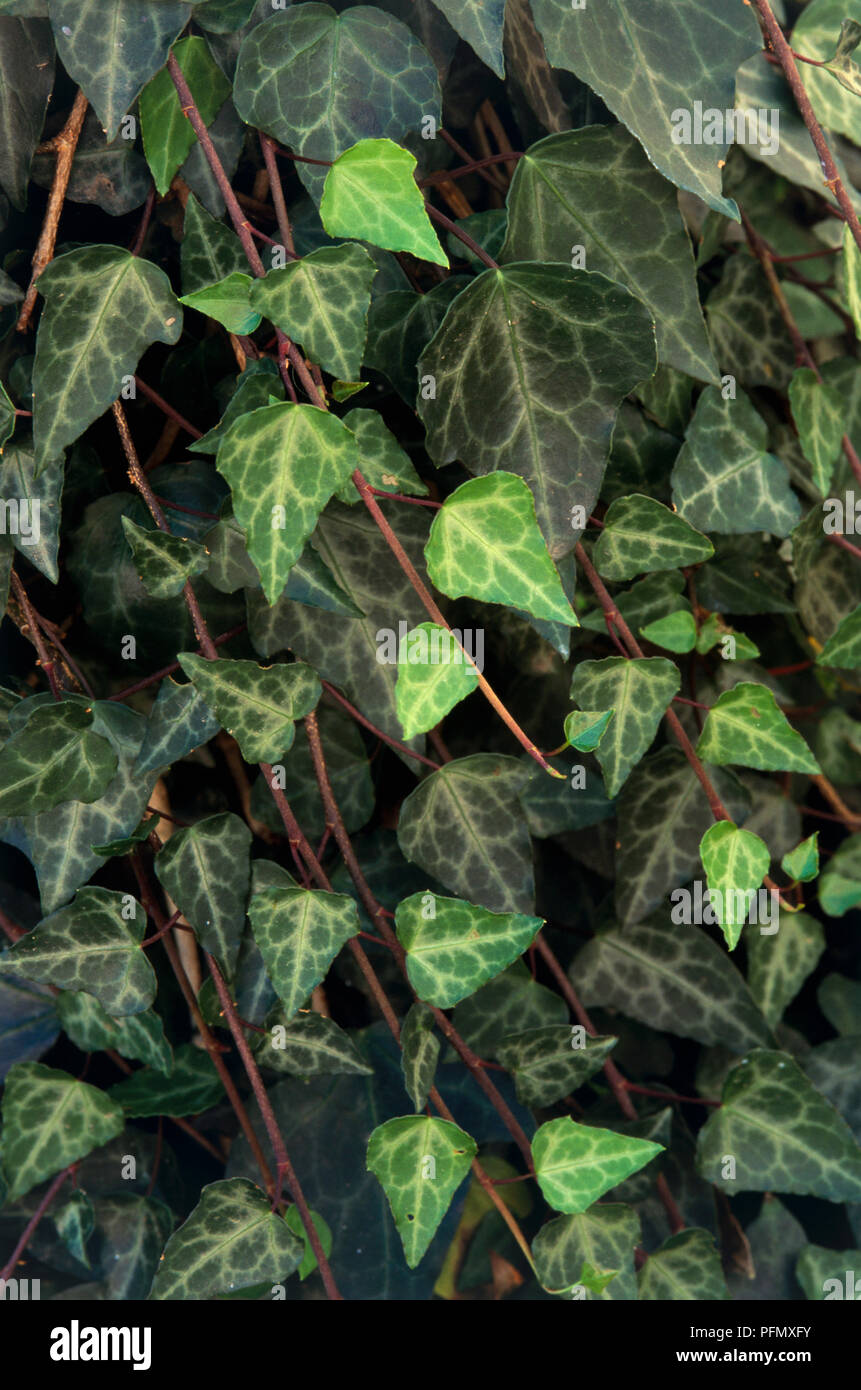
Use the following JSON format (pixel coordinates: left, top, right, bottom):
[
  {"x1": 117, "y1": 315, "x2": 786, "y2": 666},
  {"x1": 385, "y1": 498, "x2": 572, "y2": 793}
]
[
  {"x1": 562, "y1": 709, "x2": 614, "y2": 752},
  {"x1": 366, "y1": 1114, "x2": 477, "y2": 1267},
  {"x1": 178, "y1": 654, "x2": 321, "y2": 763},
  {"x1": 178, "y1": 271, "x2": 261, "y2": 335},
  {"x1": 781, "y1": 832, "x2": 820, "y2": 883},
  {"x1": 532, "y1": 1116, "x2": 664, "y2": 1215},
  {"x1": 248, "y1": 886, "x2": 360, "y2": 1018},
  {"x1": 640, "y1": 609, "x2": 698, "y2": 653},
  {"x1": 395, "y1": 623, "x2": 478, "y2": 739},
  {"x1": 249, "y1": 244, "x2": 377, "y2": 380},
  {"x1": 699, "y1": 821, "x2": 771, "y2": 950},
  {"x1": 121, "y1": 517, "x2": 209, "y2": 599},
  {"x1": 320, "y1": 139, "x2": 447, "y2": 267},
  {"x1": 788, "y1": 367, "x2": 844, "y2": 496},
  {"x1": 285, "y1": 1205, "x2": 333, "y2": 1281},
  {"x1": 401, "y1": 1002, "x2": 440, "y2": 1112},
  {"x1": 394, "y1": 891, "x2": 543, "y2": 1008},
  {"x1": 695, "y1": 682, "x2": 820, "y2": 774}
]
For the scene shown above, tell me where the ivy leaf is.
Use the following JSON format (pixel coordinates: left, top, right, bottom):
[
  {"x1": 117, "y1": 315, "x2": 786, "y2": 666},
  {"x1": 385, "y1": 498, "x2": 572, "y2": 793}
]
[
  {"x1": 192, "y1": 362, "x2": 284, "y2": 459},
  {"x1": 816, "y1": 603, "x2": 861, "y2": 669},
  {"x1": 781, "y1": 834, "x2": 820, "y2": 884},
  {"x1": 638, "y1": 1229, "x2": 729, "y2": 1300},
  {"x1": 418, "y1": 263, "x2": 656, "y2": 559},
  {"x1": 181, "y1": 192, "x2": 247, "y2": 295},
  {"x1": 562, "y1": 709, "x2": 614, "y2": 753},
  {"x1": 640, "y1": 610, "x2": 698, "y2": 654},
  {"x1": 149, "y1": 1178, "x2": 303, "y2": 1299},
  {"x1": 0, "y1": 701, "x2": 117, "y2": 817},
  {"x1": 134, "y1": 678, "x2": 221, "y2": 778},
  {"x1": 501, "y1": 125, "x2": 717, "y2": 381},
  {"x1": 394, "y1": 623, "x2": 478, "y2": 739},
  {"x1": 818, "y1": 833, "x2": 861, "y2": 917},
  {"x1": 0, "y1": 15, "x2": 54, "y2": 209},
  {"x1": 178, "y1": 654, "x2": 321, "y2": 763},
  {"x1": 819, "y1": 973, "x2": 861, "y2": 1037},
  {"x1": 695, "y1": 613, "x2": 760, "y2": 660},
  {"x1": 49, "y1": 0, "x2": 190, "y2": 141},
  {"x1": 0, "y1": 975, "x2": 59, "y2": 1083},
  {"x1": 427, "y1": 0, "x2": 504, "y2": 76},
  {"x1": 695, "y1": 682, "x2": 821, "y2": 774},
  {"x1": 394, "y1": 891, "x2": 543, "y2": 1008},
  {"x1": 121, "y1": 517, "x2": 209, "y2": 599},
  {"x1": 401, "y1": 1003, "x2": 440, "y2": 1112},
  {"x1": 529, "y1": 0, "x2": 760, "y2": 217},
  {"x1": 32, "y1": 246, "x2": 182, "y2": 469},
  {"x1": 233, "y1": 5, "x2": 440, "y2": 201},
  {"x1": 139, "y1": 35, "x2": 230, "y2": 195},
  {"x1": 699, "y1": 821, "x2": 771, "y2": 951},
  {"x1": 573, "y1": 918, "x2": 772, "y2": 1052},
  {"x1": 397, "y1": 754, "x2": 534, "y2": 913},
  {"x1": 0, "y1": 439, "x2": 64, "y2": 583},
  {"x1": 154, "y1": 812, "x2": 252, "y2": 978},
  {"x1": 797, "y1": 1243, "x2": 861, "y2": 1301},
  {"x1": 532, "y1": 1116, "x2": 663, "y2": 1215},
  {"x1": 248, "y1": 886, "x2": 360, "y2": 1019},
  {"x1": 746, "y1": 910, "x2": 825, "y2": 1030},
  {"x1": 497, "y1": 1028, "x2": 618, "y2": 1109},
  {"x1": 178, "y1": 272, "x2": 261, "y2": 336},
  {"x1": 285, "y1": 1205, "x2": 334, "y2": 1282},
  {"x1": 336, "y1": 408, "x2": 427, "y2": 503},
  {"x1": 366, "y1": 1115, "x2": 477, "y2": 1268},
  {"x1": 788, "y1": 367, "x2": 844, "y2": 496},
  {"x1": 425, "y1": 473, "x2": 577, "y2": 625},
  {"x1": 249, "y1": 244, "x2": 377, "y2": 380},
  {"x1": 1, "y1": 1061, "x2": 124, "y2": 1201},
  {"x1": 0, "y1": 887, "x2": 154, "y2": 1016},
  {"x1": 671, "y1": 387, "x2": 801, "y2": 537},
  {"x1": 215, "y1": 402, "x2": 358, "y2": 603},
  {"x1": 593, "y1": 494, "x2": 713, "y2": 581},
  {"x1": 320, "y1": 140, "x2": 447, "y2": 267},
  {"x1": 533, "y1": 1204, "x2": 640, "y2": 1300},
  {"x1": 252, "y1": 1008, "x2": 372, "y2": 1078},
  {"x1": 570, "y1": 657, "x2": 680, "y2": 797},
  {"x1": 451, "y1": 961, "x2": 568, "y2": 1060},
  {"x1": 56, "y1": 991, "x2": 173, "y2": 1075},
  {"x1": 696, "y1": 1050, "x2": 861, "y2": 1202},
  {"x1": 109, "y1": 1043, "x2": 223, "y2": 1118},
  {"x1": 792, "y1": 5, "x2": 861, "y2": 139}
]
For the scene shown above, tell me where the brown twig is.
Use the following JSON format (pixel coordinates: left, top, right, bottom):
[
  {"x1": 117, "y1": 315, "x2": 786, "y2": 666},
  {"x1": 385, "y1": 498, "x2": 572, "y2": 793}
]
[{"x1": 16, "y1": 91, "x2": 88, "y2": 332}]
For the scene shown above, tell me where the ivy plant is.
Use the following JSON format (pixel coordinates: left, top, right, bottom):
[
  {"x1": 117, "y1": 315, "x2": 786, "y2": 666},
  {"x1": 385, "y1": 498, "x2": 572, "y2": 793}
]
[{"x1": 0, "y1": 0, "x2": 859, "y2": 1309}]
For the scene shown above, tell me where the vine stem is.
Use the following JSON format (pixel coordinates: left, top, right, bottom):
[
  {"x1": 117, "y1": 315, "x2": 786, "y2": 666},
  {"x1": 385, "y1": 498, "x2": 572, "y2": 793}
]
[
  {"x1": 133, "y1": 377, "x2": 203, "y2": 439},
  {"x1": 752, "y1": 0, "x2": 861, "y2": 256},
  {"x1": 9, "y1": 570, "x2": 62, "y2": 699},
  {"x1": 0, "y1": 1164, "x2": 75, "y2": 1283},
  {"x1": 321, "y1": 680, "x2": 441, "y2": 769},
  {"x1": 16, "y1": 90, "x2": 88, "y2": 332}
]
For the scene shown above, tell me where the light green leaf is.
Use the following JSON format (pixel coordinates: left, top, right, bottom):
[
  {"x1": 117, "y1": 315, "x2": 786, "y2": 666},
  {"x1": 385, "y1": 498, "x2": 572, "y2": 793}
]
[
  {"x1": 177, "y1": 654, "x2": 321, "y2": 763},
  {"x1": 640, "y1": 610, "x2": 698, "y2": 654},
  {"x1": 154, "y1": 812, "x2": 252, "y2": 977},
  {"x1": 532, "y1": 1116, "x2": 663, "y2": 1215},
  {"x1": 249, "y1": 244, "x2": 377, "y2": 380},
  {"x1": 594, "y1": 493, "x2": 713, "y2": 581},
  {"x1": 501, "y1": 125, "x2": 717, "y2": 381},
  {"x1": 394, "y1": 891, "x2": 543, "y2": 1008},
  {"x1": 418, "y1": 263, "x2": 656, "y2": 559},
  {"x1": 121, "y1": 517, "x2": 209, "y2": 599},
  {"x1": 149, "y1": 1178, "x2": 303, "y2": 1299},
  {"x1": 695, "y1": 613, "x2": 760, "y2": 660},
  {"x1": 797, "y1": 1243, "x2": 861, "y2": 1301},
  {"x1": 285, "y1": 1205, "x2": 333, "y2": 1282},
  {"x1": 671, "y1": 387, "x2": 801, "y2": 537},
  {"x1": 0, "y1": 701, "x2": 117, "y2": 817},
  {"x1": 497, "y1": 1028, "x2": 617, "y2": 1109},
  {"x1": 215, "y1": 402, "x2": 358, "y2": 603},
  {"x1": 529, "y1": 0, "x2": 761, "y2": 217},
  {"x1": 252, "y1": 1007, "x2": 372, "y2": 1078},
  {"x1": 178, "y1": 272, "x2": 261, "y2": 335},
  {"x1": 181, "y1": 193, "x2": 247, "y2": 296},
  {"x1": 695, "y1": 682, "x2": 820, "y2": 774},
  {"x1": 139, "y1": 35, "x2": 230, "y2": 196},
  {"x1": 0, "y1": 439, "x2": 63, "y2": 583},
  {"x1": 533, "y1": 1205, "x2": 640, "y2": 1300},
  {"x1": 320, "y1": 139, "x2": 447, "y2": 267},
  {"x1": 699, "y1": 821, "x2": 771, "y2": 951},
  {"x1": 395, "y1": 623, "x2": 478, "y2": 739},
  {"x1": 0, "y1": 887, "x2": 154, "y2": 1016},
  {"x1": 32, "y1": 246, "x2": 182, "y2": 469},
  {"x1": 56, "y1": 991, "x2": 173, "y2": 1075},
  {"x1": 816, "y1": 603, "x2": 861, "y2": 669},
  {"x1": 792, "y1": 1, "x2": 861, "y2": 141},
  {"x1": 397, "y1": 754, "x2": 534, "y2": 913},
  {"x1": 696, "y1": 1049, "x2": 861, "y2": 1201},
  {"x1": 336, "y1": 408, "x2": 427, "y2": 503},
  {"x1": 1, "y1": 1061, "x2": 124, "y2": 1201},
  {"x1": 425, "y1": 473, "x2": 577, "y2": 624},
  {"x1": 781, "y1": 834, "x2": 820, "y2": 884},
  {"x1": 570, "y1": 657, "x2": 680, "y2": 797},
  {"x1": 818, "y1": 833, "x2": 861, "y2": 917},
  {"x1": 366, "y1": 1114, "x2": 477, "y2": 1267},
  {"x1": 638, "y1": 1229, "x2": 729, "y2": 1300},
  {"x1": 562, "y1": 709, "x2": 614, "y2": 753},
  {"x1": 788, "y1": 367, "x2": 844, "y2": 497},
  {"x1": 844, "y1": 221, "x2": 861, "y2": 341},
  {"x1": 109, "y1": 1043, "x2": 223, "y2": 1118},
  {"x1": 746, "y1": 910, "x2": 825, "y2": 1029},
  {"x1": 248, "y1": 886, "x2": 360, "y2": 1019},
  {"x1": 401, "y1": 1002, "x2": 440, "y2": 1113}
]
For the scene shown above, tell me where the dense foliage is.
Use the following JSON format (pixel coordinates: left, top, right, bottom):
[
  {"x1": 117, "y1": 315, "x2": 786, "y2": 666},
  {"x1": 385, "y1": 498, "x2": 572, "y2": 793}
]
[{"x1": 0, "y1": 0, "x2": 860, "y2": 1305}]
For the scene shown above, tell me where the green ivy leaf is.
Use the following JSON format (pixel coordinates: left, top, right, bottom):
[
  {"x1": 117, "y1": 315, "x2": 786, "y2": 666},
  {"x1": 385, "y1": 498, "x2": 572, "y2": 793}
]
[
  {"x1": 501, "y1": 125, "x2": 717, "y2": 381},
  {"x1": 816, "y1": 603, "x2": 861, "y2": 669},
  {"x1": 425, "y1": 473, "x2": 577, "y2": 625},
  {"x1": 818, "y1": 833, "x2": 861, "y2": 917},
  {"x1": 400, "y1": 1003, "x2": 440, "y2": 1112},
  {"x1": 594, "y1": 494, "x2": 713, "y2": 581},
  {"x1": 0, "y1": 439, "x2": 64, "y2": 583},
  {"x1": 366, "y1": 1114, "x2": 477, "y2": 1267},
  {"x1": 638, "y1": 1229, "x2": 729, "y2": 1300},
  {"x1": 0, "y1": 701, "x2": 117, "y2": 817},
  {"x1": 32, "y1": 246, "x2": 182, "y2": 469},
  {"x1": 177, "y1": 654, "x2": 321, "y2": 763},
  {"x1": 139, "y1": 34, "x2": 230, "y2": 195},
  {"x1": 215, "y1": 402, "x2": 358, "y2": 603},
  {"x1": 0, "y1": 887, "x2": 154, "y2": 1015},
  {"x1": 154, "y1": 812, "x2": 252, "y2": 977},
  {"x1": 248, "y1": 886, "x2": 360, "y2": 1019},
  {"x1": 134, "y1": 678, "x2": 221, "y2": 778},
  {"x1": 788, "y1": 367, "x2": 844, "y2": 497},
  {"x1": 394, "y1": 891, "x2": 543, "y2": 1008},
  {"x1": 533, "y1": 1204, "x2": 640, "y2": 1300},
  {"x1": 149, "y1": 1178, "x2": 303, "y2": 1299},
  {"x1": 181, "y1": 192, "x2": 247, "y2": 295},
  {"x1": 394, "y1": 623, "x2": 478, "y2": 739},
  {"x1": 699, "y1": 821, "x2": 771, "y2": 951},
  {"x1": 252, "y1": 1007, "x2": 372, "y2": 1078},
  {"x1": 640, "y1": 610, "x2": 698, "y2": 654},
  {"x1": 797, "y1": 1243, "x2": 861, "y2": 1301},
  {"x1": 695, "y1": 682, "x2": 820, "y2": 774},
  {"x1": 570, "y1": 657, "x2": 681, "y2": 797},
  {"x1": 121, "y1": 517, "x2": 209, "y2": 599},
  {"x1": 792, "y1": 4, "x2": 861, "y2": 141},
  {"x1": 1, "y1": 1061, "x2": 124, "y2": 1201},
  {"x1": 818, "y1": 973, "x2": 861, "y2": 1036},
  {"x1": 109, "y1": 1043, "x2": 223, "y2": 1118},
  {"x1": 671, "y1": 387, "x2": 801, "y2": 537},
  {"x1": 0, "y1": 14, "x2": 54, "y2": 209},
  {"x1": 532, "y1": 1116, "x2": 663, "y2": 1215},
  {"x1": 696, "y1": 1049, "x2": 861, "y2": 1202},
  {"x1": 562, "y1": 709, "x2": 614, "y2": 753},
  {"x1": 746, "y1": 910, "x2": 825, "y2": 1029},
  {"x1": 695, "y1": 613, "x2": 760, "y2": 660},
  {"x1": 56, "y1": 991, "x2": 173, "y2": 1075},
  {"x1": 451, "y1": 961, "x2": 568, "y2": 1060},
  {"x1": 249, "y1": 244, "x2": 377, "y2": 380},
  {"x1": 418, "y1": 263, "x2": 656, "y2": 559},
  {"x1": 336, "y1": 408, "x2": 427, "y2": 503},
  {"x1": 497, "y1": 1028, "x2": 618, "y2": 1109},
  {"x1": 178, "y1": 271, "x2": 261, "y2": 335},
  {"x1": 781, "y1": 833, "x2": 820, "y2": 884},
  {"x1": 285, "y1": 1205, "x2": 334, "y2": 1281},
  {"x1": 427, "y1": 0, "x2": 504, "y2": 76},
  {"x1": 320, "y1": 139, "x2": 447, "y2": 267}
]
